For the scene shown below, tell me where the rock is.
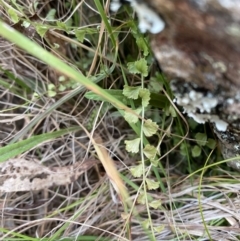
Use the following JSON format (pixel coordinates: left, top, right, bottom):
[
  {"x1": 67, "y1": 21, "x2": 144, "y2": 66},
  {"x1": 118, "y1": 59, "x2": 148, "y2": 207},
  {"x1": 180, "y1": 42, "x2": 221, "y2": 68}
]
[
  {"x1": 112, "y1": 0, "x2": 240, "y2": 170},
  {"x1": 149, "y1": 0, "x2": 240, "y2": 170}
]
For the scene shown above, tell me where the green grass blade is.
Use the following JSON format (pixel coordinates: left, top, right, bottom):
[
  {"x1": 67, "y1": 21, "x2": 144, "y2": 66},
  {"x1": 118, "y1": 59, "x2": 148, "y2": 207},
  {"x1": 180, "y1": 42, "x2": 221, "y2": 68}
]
[
  {"x1": 0, "y1": 21, "x2": 132, "y2": 114},
  {"x1": 85, "y1": 90, "x2": 169, "y2": 108},
  {"x1": 0, "y1": 21, "x2": 140, "y2": 143},
  {"x1": 0, "y1": 227, "x2": 38, "y2": 241},
  {"x1": 0, "y1": 66, "x2": 31, "y2": 91},
  {"x1": 93, "y1": 0, "x2": 116, "y2": 46},
  {"x1": 10, "y1": 61, "x2": 116, "y2": 143},
  {"x1": 0, "y1": 126, "x2": 80, "y2": 162}
]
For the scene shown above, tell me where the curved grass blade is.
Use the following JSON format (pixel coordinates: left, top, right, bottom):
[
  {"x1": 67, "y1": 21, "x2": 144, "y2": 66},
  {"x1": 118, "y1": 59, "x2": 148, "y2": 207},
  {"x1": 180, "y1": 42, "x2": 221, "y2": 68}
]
[
  {"x1": 0, "y1": 21, "x2": 130, "y2": 113},
  {"x1": 0, "y1": 126, "x2": 80, "y2": 162}
]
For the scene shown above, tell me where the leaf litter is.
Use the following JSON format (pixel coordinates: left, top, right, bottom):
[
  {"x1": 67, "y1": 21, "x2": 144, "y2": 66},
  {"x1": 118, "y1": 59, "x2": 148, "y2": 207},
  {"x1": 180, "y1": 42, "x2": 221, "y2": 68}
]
[
  {"x1": 1, "y1": 0, "x2": 240, "y2": 240},
  {"x1": 0, "y1": 158, "x2": 97, "y2": 192}
]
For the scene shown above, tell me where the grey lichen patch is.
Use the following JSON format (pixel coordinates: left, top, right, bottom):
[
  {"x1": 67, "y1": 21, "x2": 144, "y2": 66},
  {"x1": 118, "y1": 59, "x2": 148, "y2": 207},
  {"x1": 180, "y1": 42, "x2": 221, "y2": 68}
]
[
  {"x1": 110, "y1": 0, "x2": 165, "y2": 34},
  {"x1": 214, "y1": 127, "x2": 240, "y2": 170},
  {"x1": 196, "y1": 0, "x2": 240, "y2": 18},
  {"x1": 175, "y1": 89, "x2": 218, "y2": 113},
  {"x1": 189, "y1": 113, "x2": 228, "y2": 131},
  {"x1": 212, "y1": 61, "x2": 227, "y2": 73},
  {"x1": 218, "y1": 0, "x2": 240, "y2": 10},
  {"x1": 110, "y1": 0, "x2": 122, "y2": 11},
  {"x1": 171, "y1": 81, "x2": 228, "y2": 131},
  {"x1": 234, "y1": 144, "x2": 240, "y2": 150},
  {"x1": 226, "y1": 24, "x2": 240, "y2": 37},
  {"x1": 154, "y1": 45, "x2": 196, "y2": 80}
]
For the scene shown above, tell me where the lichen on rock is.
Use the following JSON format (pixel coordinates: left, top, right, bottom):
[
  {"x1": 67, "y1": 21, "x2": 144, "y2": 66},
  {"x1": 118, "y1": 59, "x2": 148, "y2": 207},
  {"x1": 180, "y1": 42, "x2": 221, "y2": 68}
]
[
  {"x1": 171, "y1": 81, "x2": 228, "y2": 131},
  {"x1": 112, "y1": 0, "x2": 240, "y2": 171},
  {"x1": 149, "y1": 0, "x2": 240, "y2": 170}
]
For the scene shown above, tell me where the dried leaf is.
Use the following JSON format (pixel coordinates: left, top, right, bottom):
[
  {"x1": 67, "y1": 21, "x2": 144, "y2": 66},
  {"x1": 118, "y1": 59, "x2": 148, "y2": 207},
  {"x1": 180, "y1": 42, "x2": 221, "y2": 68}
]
[
  {"x1": 92, "y1": 136, "x2": 129, "y2": 203},
  {"x1": 0, "y1": 158, "x2": 97, "y2": 192}
]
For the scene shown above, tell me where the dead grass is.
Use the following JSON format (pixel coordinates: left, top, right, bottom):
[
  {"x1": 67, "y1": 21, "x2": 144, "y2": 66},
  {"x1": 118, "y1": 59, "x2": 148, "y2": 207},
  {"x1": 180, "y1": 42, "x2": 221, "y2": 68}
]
[{"x1": 0, "y1": 1, "x2": 240, "y2": 241}]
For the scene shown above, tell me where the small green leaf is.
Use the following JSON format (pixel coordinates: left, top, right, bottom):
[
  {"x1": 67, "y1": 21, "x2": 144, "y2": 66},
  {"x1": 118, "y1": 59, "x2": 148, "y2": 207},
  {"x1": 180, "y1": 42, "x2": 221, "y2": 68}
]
[
  {"x1": 139, "y1": 88, "x2": 150, "y2": 107},
  {"x1": 65, "y1": 18, "x2": 72, "y2": 27},
  {"x1": 0, "y1": 127, "x2": 80, "y2": 162},
  {"x1": 142, "y1": 219, "x2": 150, "y2": 229},
  {"x1": 33, "y1": 92, "x2": 39, "y2": 99},
  {"x1": 180, "y1": 143, "x2": 190, "y2": 156},
  {"x1": 75, "y1": 30, "x2": 86, "y2": 43},
  {"x1": 36, "y1": 24, "x2": 49, "y2": 37},
  {"x1": 48, "y1": 83, "x2": 56, "y2": 97},
  {"x1": 188, "y1": 118, "x2": 199, "y2": 129},
  {"x1": 33, "y1": 1, "x2": 39, "y2": 9},
  {"x1": 169, "y1": 105, "x2": 177, "y2": 117},
  {"x1": 206, "y1": 138, "x2": 216, "y2": 149},
  {"x1": 146, "y1": 178, "x2": 159, "y2": 190},
  {"x1": 127, "y1": 58, "x2": 148, "y2": 77},
  {"x1": 48, "y1": 83, "x2": 56, "y2": 90},
  {"x1": 143, "y1": 119, "x2": 158, "y2": 137},
  {"x1": 125, "y1": 138, "x2": 141, "y2": 153},
  {"x1": 130, "y1": 163, "x2": 143, "y2": 177},
  {"x1": 150, "y1": 157, "x2": 159, "y2": 167},
  {"x1": 21, "y1": 21, "x2": 31, "y2": 28},
  {"x1": 58, "y1": 76, "x2": 66, "y2": 82},
  {"x1": 148, "y1": 78, "x2": 162, "y2": 93},
  {"x1": 135, "y1": 58, "x2": 148, "y2": 77},
  {"x1": 136, "y1": 37, "x2": 149, "y2": 56},
  {"x1": 143, "y1": 144, "x2": 157, "y2": 159},
  {"x1": 58, "y1": 84, "x2": 66, "y2": 91},
  {"x1": 53, "y1": 43, "x2": 59, "y2": 49},
  {"x1": 192, "y1": 145, "x2": 201, "y2": 157},
  {"x1": 124, "y1": 108, "x2": 141, "y2": 124},
  {"x1": 137, "y1": 192, "x2": 146, "y2": 204},
  {"x1": 195, "y1": 133, "x2": 207, "y2": 146},
  {"x1": 127, "y1": 62, "x2": 140, "y2": 74},
  {"x1": 48, "y1": 90, "x2": 56, "y2": 97},
  {"x1": 57, "y1": 21, "x2": 69, "y2": 32},
  {"x1": 46, "y1": 9, "x2": 56, "y2": 20},
  {"x1": 149, "y1": 200, "x2": 161, "y2": 209},
  {"x1": 154, "y1": 225, "x2": 165, "y2": 233},
  {"x1": 123, "y1": 85, "x2": 140, "y2": 99},
  {"x1": 8, "y1": 9, "x2": 19, "y2": 24}
]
